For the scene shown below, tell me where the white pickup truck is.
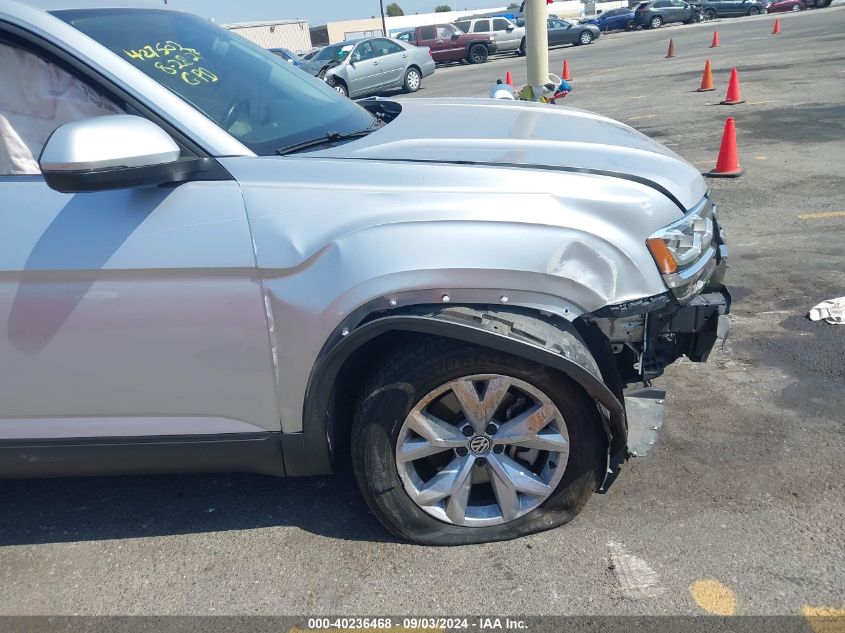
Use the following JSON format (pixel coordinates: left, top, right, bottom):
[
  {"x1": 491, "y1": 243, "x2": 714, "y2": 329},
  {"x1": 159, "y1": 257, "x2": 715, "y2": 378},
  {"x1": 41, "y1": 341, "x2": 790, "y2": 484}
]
[{"x1": 454, "y1": 16, "x2": 528, "y2": 55}]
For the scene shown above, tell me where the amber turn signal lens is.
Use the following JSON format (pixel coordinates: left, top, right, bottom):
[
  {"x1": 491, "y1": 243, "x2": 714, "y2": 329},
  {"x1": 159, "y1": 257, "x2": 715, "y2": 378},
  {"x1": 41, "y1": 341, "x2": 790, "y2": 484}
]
[{"x1": 647, "y1": 238, "x2": 678, "y2": 274}]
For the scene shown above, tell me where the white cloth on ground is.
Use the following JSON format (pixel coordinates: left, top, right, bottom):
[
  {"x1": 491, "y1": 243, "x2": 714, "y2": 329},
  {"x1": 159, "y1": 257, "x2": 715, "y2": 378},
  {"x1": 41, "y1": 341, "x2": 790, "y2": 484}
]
[{"x1": 808, "y1": 297, "x2": 845, "y2": 325}]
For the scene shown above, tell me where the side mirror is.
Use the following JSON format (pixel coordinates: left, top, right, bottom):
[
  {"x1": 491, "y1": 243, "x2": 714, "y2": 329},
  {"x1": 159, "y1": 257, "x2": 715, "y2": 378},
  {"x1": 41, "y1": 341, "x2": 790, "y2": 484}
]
[
  {"x1": 506, "y1": 24, "x2": 515, "y2": 31},
  {"x1": 39, "y1": 115, "x2": 188, "y2": 193},
  {"x1": 451, "y1": 32, "x2": 460, "y2": 39}
]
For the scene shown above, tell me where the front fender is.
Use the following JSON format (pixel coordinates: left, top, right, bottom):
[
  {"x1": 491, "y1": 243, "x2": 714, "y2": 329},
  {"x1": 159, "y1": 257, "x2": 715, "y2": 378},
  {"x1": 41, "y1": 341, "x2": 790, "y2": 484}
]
[
  {"x1": 285, "y1": 306, "x2": 627, "y2": 486},
  {"x1": 219, "y1": 156, "x2": 674, "y2": 446}
]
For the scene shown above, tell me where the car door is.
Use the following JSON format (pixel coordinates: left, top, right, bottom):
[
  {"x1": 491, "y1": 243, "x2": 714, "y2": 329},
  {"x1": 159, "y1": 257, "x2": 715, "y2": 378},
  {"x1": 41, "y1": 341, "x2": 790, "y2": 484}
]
[
  {"x1": 492, "y1": 18, "x2": 519, "y2": 51},
  {"x1": 437, "y1": 24, "x2": 465, "y2": 58},
  {"x1": 346, "y1": 40, "x2": 380, "y2": 96},
  {"x1": 599, "y1": 9, "x2": 616, "y2": 29},
  {"x1": 615, "y1": 9, "x2": 636, "y2": 28},
  {"x1": 559, "y1": 20, "x2": 581, "y2": 45},
  {"x1": 716, "y1": 0, "x2": 736, "y2": 15},
  {"x1": 0, "y1": 39, "x2": 279, "y2": 443},
  {"x1": 416, "y1": 25, "x2": 445, "y2": 61},
  {"x1": 661, "y1": 0, "x2": 679, "y2": 20},
  {"x1": 470, "y1": 18, "x2": 492, "y2": 39},
  {"x1": 651, "y1": 0, "x2": 674, "y2": 20},
  {"x1": 671, "y1": 0, "x2": 692, "y2": 19},
  {"x1": 738, "y1": 0, "x2": 758, "y2": 13},
  {"x1": 370, "y1": 38, "x2": 407, "y2": 89},
  {"x1": 547, "y1": 19, "x2": 565, "y2": 45}
]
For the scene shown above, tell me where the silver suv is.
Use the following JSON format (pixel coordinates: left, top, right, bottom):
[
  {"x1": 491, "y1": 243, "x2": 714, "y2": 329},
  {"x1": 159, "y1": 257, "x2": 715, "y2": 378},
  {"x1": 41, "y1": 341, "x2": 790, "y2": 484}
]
[
  {"x1": 0, "y1": 1, "x2": 729, "y2": 545},
  {"x1": 454, "y1": 16, "x2": 527, "y2": 55}
]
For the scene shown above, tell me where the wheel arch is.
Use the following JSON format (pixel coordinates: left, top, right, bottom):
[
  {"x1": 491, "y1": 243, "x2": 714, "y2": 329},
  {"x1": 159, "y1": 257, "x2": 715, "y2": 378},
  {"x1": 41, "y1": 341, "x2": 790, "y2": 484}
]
[
  {"x1": 284, "y1": 305, "x2": 627, "y2": 489},
  {"x1": 466, "y1": 41, "x2": 489, "y2": 58},
  {"x1": 325, "y1": 72, "x2": 348, "y2": 95}
]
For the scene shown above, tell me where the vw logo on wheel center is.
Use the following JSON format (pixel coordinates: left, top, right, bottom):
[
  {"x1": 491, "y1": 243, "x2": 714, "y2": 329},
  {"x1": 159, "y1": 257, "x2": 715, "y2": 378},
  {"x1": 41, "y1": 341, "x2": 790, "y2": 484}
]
[{"x1": 469, "y1": 435, "x2": 492, "y2": 455}]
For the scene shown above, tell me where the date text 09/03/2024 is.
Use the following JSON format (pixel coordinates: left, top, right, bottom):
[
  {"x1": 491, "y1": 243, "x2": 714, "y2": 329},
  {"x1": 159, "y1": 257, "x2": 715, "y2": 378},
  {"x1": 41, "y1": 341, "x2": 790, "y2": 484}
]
[{"x1": 306, "y1": 617, "x2": 529, "y2": 630}]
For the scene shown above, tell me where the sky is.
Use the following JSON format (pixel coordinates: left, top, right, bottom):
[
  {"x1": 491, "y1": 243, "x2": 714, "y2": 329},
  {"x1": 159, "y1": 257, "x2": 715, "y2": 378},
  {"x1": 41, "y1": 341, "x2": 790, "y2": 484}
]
[{"x1": 164, "y1": 0, "x2": 512, "y2": 26}]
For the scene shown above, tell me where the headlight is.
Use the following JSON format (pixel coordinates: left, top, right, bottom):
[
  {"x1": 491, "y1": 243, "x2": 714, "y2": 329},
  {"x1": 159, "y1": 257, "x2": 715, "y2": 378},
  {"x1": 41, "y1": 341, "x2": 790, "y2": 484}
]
[{"x1": 647, "y1": 198, "x2": 718, "y2": 301}]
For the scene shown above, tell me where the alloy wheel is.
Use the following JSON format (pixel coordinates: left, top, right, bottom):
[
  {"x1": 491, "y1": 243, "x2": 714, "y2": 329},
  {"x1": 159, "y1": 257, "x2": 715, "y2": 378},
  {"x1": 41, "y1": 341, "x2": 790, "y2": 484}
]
[
  {"x1": 395, "y1": 374, "x2": 570, "y2": 527},
  {"x1": 407, "y1": 69, "x2": 421, "y2": 90}
]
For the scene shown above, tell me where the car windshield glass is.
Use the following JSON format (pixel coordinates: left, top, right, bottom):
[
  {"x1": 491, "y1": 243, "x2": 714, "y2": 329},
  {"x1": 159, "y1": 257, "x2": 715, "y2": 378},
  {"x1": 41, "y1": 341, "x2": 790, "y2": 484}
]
[
  {"x1": 53, "y1": 9, "x2": 375, "y2": 156},
  {"x1": 311, "y1": 43, "x2": 354, "y2": 63}
]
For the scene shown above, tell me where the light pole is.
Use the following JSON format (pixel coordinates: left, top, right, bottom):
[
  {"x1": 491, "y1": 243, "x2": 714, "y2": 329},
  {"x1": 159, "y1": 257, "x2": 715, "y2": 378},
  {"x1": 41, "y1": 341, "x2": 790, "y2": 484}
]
[
  {"x1": 379, "y1": 0, "x2": 387, "y2": 37},
  {"x1": 525, "y1": 0, "x2": 549, "y2": 99}
]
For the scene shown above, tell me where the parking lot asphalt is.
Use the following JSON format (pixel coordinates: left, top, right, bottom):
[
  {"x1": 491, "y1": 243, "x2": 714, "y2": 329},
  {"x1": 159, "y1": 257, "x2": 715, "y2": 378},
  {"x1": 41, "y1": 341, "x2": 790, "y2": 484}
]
[{"x1": 1, "y1": 5, "x2": 843, "y2": 619}]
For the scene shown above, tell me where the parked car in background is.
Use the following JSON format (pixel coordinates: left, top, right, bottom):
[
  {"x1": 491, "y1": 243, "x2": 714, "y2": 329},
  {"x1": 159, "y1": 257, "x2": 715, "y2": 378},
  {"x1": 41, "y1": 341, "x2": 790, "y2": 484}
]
[
  {"x1": 546, "y1": 18, "x2": 601, "y2": 47},
  {"x1": 580, "y1": 7, "x2": 637, "y2": 31},
  {"x1": 396, "y1": 24, "x2": 496, "y2": 64},
  {"x1": 453, "y1": 16, "x2": 526, "y2": 55},
  {"x1": 634, "y1": 0, "x2": 698, "y2": 28},
  {"x1": 764, "y1": 0, "x2": 804, "y2": 10},
  {"x1": 301, "y1": 47, "x2": 322, "y2": 61},
  {"x1": 299, "y1": 37, "x2": 435, "y2": 98},
  {"x1": 698, "y1": 0, "x2": 766, "y2": 18},
  {"x1": 269, "y1": 47, "x2": 301, "y2": 65}
]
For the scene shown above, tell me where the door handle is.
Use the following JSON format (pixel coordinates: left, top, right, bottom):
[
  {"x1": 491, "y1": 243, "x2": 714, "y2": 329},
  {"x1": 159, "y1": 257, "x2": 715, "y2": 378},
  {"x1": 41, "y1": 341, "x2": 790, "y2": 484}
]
[
  {"x1": 402, "y1": 53, "x2": 408, "y2": 58},
  {"x1": 373, "y1": 61, "x2": 379, "y2": 65}
]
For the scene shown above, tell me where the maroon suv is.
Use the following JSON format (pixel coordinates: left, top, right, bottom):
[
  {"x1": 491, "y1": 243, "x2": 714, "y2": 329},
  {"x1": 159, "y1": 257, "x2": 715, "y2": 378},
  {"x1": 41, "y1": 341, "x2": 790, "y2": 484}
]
[{"x1": 397, "y1": 24, "x2": 497, "y2": 63}]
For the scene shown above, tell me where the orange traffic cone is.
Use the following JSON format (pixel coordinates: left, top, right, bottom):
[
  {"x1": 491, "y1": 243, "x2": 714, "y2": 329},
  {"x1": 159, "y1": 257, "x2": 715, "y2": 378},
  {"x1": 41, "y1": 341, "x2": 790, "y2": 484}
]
[
  {"x1": 772, "y1": 18, "x2": 781, "y2": 34},
  {"x1": 698, "y1": 59, "x2": 715, "y2": 92},
  {"x1": 706, "y1": 117, "x2": 743, "y2": 178},
  {"x1": 721, "y1": 67, "x2": 745, "y2": 105},
  {"x1": 562, "y1": 60, "x2": 571, "y2": 81},
  {"x1": 505, "y1": 70, "x2": 513, "y2": 86},
  {"x1": 665, "y1": 39, "x2": 676, "y2": 58},
  {"x1": 710, "y1": 30, "x2": 720, "y2": 48}
]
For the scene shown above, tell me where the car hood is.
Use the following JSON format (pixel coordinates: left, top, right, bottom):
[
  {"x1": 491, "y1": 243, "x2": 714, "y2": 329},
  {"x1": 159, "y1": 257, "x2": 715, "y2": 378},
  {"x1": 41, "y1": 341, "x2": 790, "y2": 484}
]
[
  {"x1": 300, "y1": 58, "x2": 337, "y2": 77},
  {"x1": 313, "y1": 98, "x2": 706, "y2": 210}
]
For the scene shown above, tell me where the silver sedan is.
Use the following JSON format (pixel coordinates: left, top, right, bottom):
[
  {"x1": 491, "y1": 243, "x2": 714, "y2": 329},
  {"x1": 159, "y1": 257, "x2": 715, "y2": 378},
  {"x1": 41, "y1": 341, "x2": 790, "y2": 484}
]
[{"x1": 300, "y1": 37, "x2": 435, "y2": 98}]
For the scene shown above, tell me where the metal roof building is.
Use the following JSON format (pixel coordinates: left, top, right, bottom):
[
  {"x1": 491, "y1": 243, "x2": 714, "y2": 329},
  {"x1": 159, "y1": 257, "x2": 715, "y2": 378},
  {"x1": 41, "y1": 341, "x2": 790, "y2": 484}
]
[{"x1": 223, "y1": 19, "x2": 312, "y2": 53}]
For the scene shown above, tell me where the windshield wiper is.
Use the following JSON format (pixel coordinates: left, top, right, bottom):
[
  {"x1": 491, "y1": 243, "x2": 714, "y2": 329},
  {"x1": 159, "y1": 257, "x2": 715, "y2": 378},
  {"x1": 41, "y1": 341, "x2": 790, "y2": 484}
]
[{"x1": 275, "y1": 129, "x2": 375, "y2": 156}]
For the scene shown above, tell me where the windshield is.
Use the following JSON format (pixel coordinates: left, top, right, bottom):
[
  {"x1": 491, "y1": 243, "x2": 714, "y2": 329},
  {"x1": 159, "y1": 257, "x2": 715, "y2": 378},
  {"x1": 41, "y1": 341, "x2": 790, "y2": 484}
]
[
  {"x1": 54, "y1": 9, "x2": 375, "y2": 156},
  {"x1": 310, "y1": 43, "x2": 354, "y2": 63}
]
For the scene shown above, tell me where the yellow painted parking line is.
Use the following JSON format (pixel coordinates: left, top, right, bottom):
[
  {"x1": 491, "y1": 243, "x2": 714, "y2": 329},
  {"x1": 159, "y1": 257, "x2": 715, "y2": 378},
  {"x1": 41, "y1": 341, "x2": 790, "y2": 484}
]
[
  {"x1": 802, "y1": 607, "x2": 845, "y2": 633},
  {"x1": 753, "y1": 156, "x2": 768, "y2": 160},
  {"x1": 627, "y1": 114, "x2": 656, "y2": 121},
  {"x1": 799, "y1": 211, "x2": 845, "y2": 220},
  {"x1": 689, "y1": 579, "x2": 737, "y2": 615}
]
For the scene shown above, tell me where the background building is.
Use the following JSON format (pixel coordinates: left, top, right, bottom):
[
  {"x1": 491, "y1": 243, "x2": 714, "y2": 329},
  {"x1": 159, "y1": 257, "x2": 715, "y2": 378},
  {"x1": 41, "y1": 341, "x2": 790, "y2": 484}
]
[{"x1": 224, "y1": 19, "x2": 312, "y2": 53}]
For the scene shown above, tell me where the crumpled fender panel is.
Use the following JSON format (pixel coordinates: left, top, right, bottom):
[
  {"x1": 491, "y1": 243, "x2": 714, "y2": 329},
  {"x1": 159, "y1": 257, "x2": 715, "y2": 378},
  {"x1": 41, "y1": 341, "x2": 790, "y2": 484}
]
[{"x1": 287, "y1": 306, "x2": 627, "y2": 491}]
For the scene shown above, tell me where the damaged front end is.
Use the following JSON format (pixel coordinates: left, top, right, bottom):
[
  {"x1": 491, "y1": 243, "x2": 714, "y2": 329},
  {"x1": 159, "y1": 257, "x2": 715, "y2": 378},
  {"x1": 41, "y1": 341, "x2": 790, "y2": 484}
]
[{"x1": 584, "y1": 195, "x2": 731, "y2": 459}]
